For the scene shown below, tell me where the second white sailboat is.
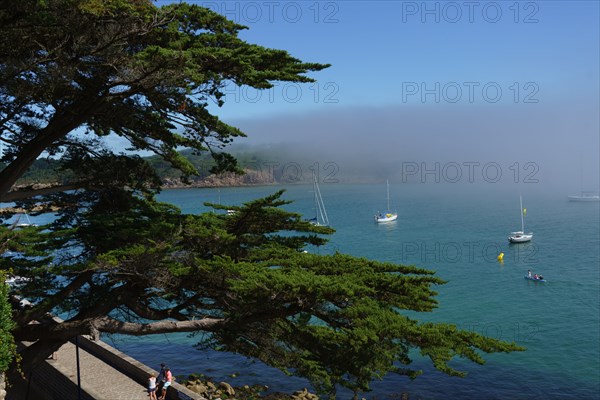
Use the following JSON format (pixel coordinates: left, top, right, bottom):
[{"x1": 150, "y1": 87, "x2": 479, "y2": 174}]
[
  {"x1": 508, "y1": 195, "x2": 532, "y2": 243},
  {"x1": 375, "y1": 180, "x2": 398, "y2": 223}
]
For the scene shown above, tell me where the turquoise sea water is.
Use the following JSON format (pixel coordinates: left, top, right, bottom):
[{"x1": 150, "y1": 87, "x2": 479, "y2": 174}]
[{"x1": 98, "y1": 184, "x2": 599, "y2": 399}]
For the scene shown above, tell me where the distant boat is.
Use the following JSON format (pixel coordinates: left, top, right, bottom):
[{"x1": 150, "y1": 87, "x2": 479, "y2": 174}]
[
  {"x1": 508, "y1": 195, "x2": 532, "y2": 243},
  {"x1": 569, "y1": 157, "x2": 599, "y2": 202},
  {"x1": 524, "y1": 275, "x2": 546, "y2": 283},
  {"x1": 4, "y1": 275, "x2": 31, "y2": 286},
  {"x1": 375, "y1": 180, "x2": 398, "y2": 223},
  {"x1": 525, "y1": 271, "x2": 546, "y2": 282},
  {"x1": 308, "y1": 172, "x2": 330, "y2": 226},
  {"x1": 568, "y1": 192, "x2": 600, "y2": 202},
  {"x1": 15, "y1": 212, "x2": 35, "y2": 228}
]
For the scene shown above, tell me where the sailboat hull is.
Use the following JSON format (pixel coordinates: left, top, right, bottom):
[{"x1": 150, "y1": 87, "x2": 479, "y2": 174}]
[
  {"x1": 375, "y1": 214, "x2": 398, "y2": 223},
  {"x1": 508, "y1": 232, "x2": 533, "y2": 243},
  {"x1": 568, "y1": 195, "x2": 600, "y2": 202}
]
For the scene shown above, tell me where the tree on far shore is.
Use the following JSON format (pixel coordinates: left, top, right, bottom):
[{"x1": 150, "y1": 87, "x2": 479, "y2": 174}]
[{"x1": 0, "y1": 1, "x2": 523, "y2": 397}]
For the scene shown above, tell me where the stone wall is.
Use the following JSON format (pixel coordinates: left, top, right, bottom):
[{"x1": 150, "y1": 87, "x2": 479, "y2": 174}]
[
  {"x1": 7, "y1": 337, "x2": 203, "y2": 400},
  {"x1": 75, "y1": 335, "x2": 202, "y2": 400}
]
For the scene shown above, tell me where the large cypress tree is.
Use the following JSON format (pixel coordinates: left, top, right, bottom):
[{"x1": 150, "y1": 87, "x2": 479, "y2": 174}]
[{"x1": 1, "y1": 1, "x2": 523, "y2": 397}]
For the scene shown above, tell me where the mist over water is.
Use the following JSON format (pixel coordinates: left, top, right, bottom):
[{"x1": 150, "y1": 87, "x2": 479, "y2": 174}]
[{"x1": 227, "y1": 102, "x2": 599, "y2": 196}]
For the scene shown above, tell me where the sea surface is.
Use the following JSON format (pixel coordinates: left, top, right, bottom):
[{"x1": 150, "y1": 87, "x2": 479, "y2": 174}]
[{"x1": 28, "y1": 183, "x2": 600, "y2": 399}]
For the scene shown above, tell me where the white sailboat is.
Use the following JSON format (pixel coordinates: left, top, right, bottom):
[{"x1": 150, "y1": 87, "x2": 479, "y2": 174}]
[
  {"x1": 374, "y1": 180, "x2": 398, "y2": 223},
  {"x1": 568, "y1": 158, "x2": 599, "y2": 201},
  {"x1": 309, "y1": 173, "x2": 329, "y2": 226},
  {"x1": 15, "y1": 212, "x2": 35, "y2": 228},
  {"x1": 508, "y1": 195, "x2": 532, "y2": 243},
  {"x1": 568, "y1": 191, "x2": 600, "y2": 202}
]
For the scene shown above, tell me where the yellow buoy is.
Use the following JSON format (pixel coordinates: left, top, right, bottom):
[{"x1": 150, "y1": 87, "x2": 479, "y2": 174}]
[{"x1": 497, "y1": 252, "x2": 504, "y2": 261}]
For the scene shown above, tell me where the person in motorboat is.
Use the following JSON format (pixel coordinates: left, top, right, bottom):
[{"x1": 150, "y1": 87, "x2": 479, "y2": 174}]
[
  {"x1": 528, "y1": 270, "x2": 532, "y2": 278},
  {"x1": 538, "y1": 275, "x2": 544, "y2": 280}
]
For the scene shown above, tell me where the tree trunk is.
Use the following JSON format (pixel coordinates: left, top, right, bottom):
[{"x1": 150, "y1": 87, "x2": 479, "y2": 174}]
[
  {"x1": 0, "y1": 372, "x2": 6, "y2": 400},
  {"x1": 0, "y1": 123, "x2": 78, "y2": 198},
  {"x1": 0, "y1": 98, "x2": 108, "y2": 198}
]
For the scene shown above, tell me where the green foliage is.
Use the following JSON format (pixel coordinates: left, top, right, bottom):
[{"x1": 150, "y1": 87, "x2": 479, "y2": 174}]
[
  {"x1": 12, "y1": 159, "x2": 72, "y2": 186},
  {"x1": 200, "y1": 242, "x2": 523, "y2": 395},
  {"x1": 0, "y1": 272, "x2": 16, "y2": 373}
]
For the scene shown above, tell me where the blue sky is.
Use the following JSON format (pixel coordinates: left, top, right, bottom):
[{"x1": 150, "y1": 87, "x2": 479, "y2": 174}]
[
  {"x1": 150, "y1": 1, "x2": 599, "y2": 191},
  {"x1": 170, "y1": 1, "x2": 600, "y2": 118}
]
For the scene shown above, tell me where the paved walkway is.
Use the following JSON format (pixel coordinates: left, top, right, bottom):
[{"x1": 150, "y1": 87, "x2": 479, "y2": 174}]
[{"x1": 50, "y1": 341, "x2": 150, "y2": 400}]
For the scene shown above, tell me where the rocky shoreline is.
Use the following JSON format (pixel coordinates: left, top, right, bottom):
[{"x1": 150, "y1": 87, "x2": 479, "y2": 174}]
[
  {"x1": 180, "y1": 373, "x2": 319, "y2": 400},
  {"x1": 179, "y1": 374, "x2": 413, "y2": 400},
  {"x1": 161, "y1": 169, "x2": 307, "y2": 189}
]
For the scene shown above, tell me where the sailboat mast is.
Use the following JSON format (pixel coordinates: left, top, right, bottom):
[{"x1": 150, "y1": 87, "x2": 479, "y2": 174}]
[
  {"x1": 520, "y1": 195, "x2": 525, "y2": 232},
  {"x1": 313, "y1": 171, "x2": 329, "y2": 226},
  {"x1": 313, "y1": 173, "x2": 319, "y2": 221},
  {"x1": 316, "y1": 181, "x2": 329, "y2": 225},
  {"x1": 579, "y1": 156, "x2": 584, "y2": 196},
  {"x1": 386, "y1": 180, "x2": 390, "y2": 211}
]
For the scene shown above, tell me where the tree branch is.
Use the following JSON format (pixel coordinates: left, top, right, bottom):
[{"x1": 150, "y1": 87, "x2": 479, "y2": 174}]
[
  {"x1": 124, "y1": 298, "x2": 188, "y2": 322},
  {"x1": 18, "y1": 271, "x2": 95, "y2": 325},
  {"x1": 94, "y1": 315, "x2": 226, "y2": 336},
  {"x1": 14, "y1": 314, "x2": 226, "y2": 343},
  {"x1": 0, "y1": 183, "x2": 83, "y2": 203}
]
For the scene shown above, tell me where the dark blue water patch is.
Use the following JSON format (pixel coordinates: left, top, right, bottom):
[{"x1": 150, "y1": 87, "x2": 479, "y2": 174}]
[
  {"x1": 105, "y1": 339, "x2": 314, "y2": 394},
  {"x1": 109, "y1": 338, "x2": 599, "y2": 400},
  {"x1": 364, "y1": 360, "x2": 600, "y2": 400}
]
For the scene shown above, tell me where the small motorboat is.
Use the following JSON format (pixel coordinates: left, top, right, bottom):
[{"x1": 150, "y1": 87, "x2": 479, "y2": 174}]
[{"x1": 524, "y1": 275, "x2": 546, "y2": 283}]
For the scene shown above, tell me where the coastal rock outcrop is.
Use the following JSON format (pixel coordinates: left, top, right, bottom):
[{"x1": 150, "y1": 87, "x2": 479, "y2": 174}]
[
  {"x1": 162, "y1": 169, "x2": 277, "y2": 189},
  {"x1": 183, "y1": 375, "x2": 318, "y2": 400}
]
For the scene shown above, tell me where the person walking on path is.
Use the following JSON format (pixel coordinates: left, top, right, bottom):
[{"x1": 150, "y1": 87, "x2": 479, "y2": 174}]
[
  {"x1": 148, "y1": 374, "x2": 158, "y2": 400},
  {"x1": 156, "y1": 363, "x2": 167, "y2": 395},
  {"x1": 158, "y1": 367, "x2": 173, "y2": 400}
]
